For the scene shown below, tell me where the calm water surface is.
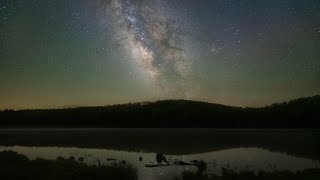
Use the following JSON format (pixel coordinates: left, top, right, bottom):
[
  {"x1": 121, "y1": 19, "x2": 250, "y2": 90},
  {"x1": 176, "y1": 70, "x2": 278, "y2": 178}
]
[{"x1": 0, "y1": 129, "x2": 319, "y2": 180}]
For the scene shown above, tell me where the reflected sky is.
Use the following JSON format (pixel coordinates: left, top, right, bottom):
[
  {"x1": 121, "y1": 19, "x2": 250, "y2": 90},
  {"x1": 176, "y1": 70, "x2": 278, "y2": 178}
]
[{"x1": 1, "y1": 146, "x2": 319, "y2": 180}]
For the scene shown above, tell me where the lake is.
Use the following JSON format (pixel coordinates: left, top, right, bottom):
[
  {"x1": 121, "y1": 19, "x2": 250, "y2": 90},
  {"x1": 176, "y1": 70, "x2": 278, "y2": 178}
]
[{"x1": 0, "y1": 129, "x2": 319, "y2": 180}]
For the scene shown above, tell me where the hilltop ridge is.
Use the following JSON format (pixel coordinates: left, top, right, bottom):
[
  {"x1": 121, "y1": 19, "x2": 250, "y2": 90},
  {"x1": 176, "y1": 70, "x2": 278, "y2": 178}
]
[{"x1": 0, "y1": 95, "x2": 319, "y2": 128}]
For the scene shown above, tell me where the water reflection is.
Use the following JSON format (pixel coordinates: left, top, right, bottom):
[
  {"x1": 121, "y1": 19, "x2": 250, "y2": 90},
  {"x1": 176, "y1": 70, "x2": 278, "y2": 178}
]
[{"x1": 0, "y1": 146, "x2": 319, "y2": 180}]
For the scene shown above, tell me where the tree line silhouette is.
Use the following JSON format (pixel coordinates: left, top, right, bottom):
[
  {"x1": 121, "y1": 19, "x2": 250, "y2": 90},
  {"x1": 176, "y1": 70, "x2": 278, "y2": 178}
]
[{"x1": 0, "y1": 95, "x2": 319, "y2": 128}]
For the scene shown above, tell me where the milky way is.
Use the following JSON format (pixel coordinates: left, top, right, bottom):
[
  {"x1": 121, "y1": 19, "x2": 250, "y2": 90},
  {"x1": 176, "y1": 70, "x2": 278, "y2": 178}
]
[
  {"x1": 99, "y1": 0, "x2": 194, "y2": 97},
  {"x1": 2, "y1": 0, "x2": 320, "y2": 109}
]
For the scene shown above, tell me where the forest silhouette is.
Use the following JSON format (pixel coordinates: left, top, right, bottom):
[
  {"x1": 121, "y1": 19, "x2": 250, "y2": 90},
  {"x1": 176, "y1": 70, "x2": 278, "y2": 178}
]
[{"x1": 0, "y1": 95, "x2": 319, "y2": 128}]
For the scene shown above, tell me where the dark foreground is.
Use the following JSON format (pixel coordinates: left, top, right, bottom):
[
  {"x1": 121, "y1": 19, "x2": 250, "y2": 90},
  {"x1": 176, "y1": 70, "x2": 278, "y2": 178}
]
[
  {"x1": 1, "y1": 151, "x2": 320, "y2": 180},
  {"x1": 0, "y1": 151, "x2": 137, "y2": 180},
  {"x1": 179, "y1": 169, "x2": 320, "y2": 180}
]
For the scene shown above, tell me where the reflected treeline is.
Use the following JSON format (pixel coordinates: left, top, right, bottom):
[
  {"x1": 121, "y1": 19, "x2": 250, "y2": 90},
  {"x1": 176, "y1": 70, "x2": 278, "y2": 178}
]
[{"x1": 0, "y1": 95, "x2": 319, "y2": 128}]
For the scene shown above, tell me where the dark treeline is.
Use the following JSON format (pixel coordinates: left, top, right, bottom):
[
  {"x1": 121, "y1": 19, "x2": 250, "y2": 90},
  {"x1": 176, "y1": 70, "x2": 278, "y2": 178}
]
[{"x1": 0, "y1": 95, "x2": 319, "y2": 128}]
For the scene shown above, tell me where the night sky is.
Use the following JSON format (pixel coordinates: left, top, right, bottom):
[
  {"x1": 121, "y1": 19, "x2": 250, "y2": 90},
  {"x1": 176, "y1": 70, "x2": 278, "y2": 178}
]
[{"x1": 1, "y1": 0, "x2": 320, "y2": 109}]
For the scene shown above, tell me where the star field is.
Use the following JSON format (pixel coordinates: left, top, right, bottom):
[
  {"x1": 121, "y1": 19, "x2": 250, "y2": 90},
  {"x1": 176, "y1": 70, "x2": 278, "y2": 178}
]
[{"x1": 0, "y1": 0, "x2": 320, "y2": 109}]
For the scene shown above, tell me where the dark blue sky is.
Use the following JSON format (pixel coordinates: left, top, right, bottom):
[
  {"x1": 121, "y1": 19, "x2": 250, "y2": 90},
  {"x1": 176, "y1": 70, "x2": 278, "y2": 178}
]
[{"x1": 1, "y1": 0, "x2": 320, "y2": 109}]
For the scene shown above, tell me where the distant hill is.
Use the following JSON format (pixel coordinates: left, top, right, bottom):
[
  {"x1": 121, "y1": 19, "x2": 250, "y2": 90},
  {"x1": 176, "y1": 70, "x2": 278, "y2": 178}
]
[{"x1": 0, "y1": 95, "x2": 319, "y2": 128}]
